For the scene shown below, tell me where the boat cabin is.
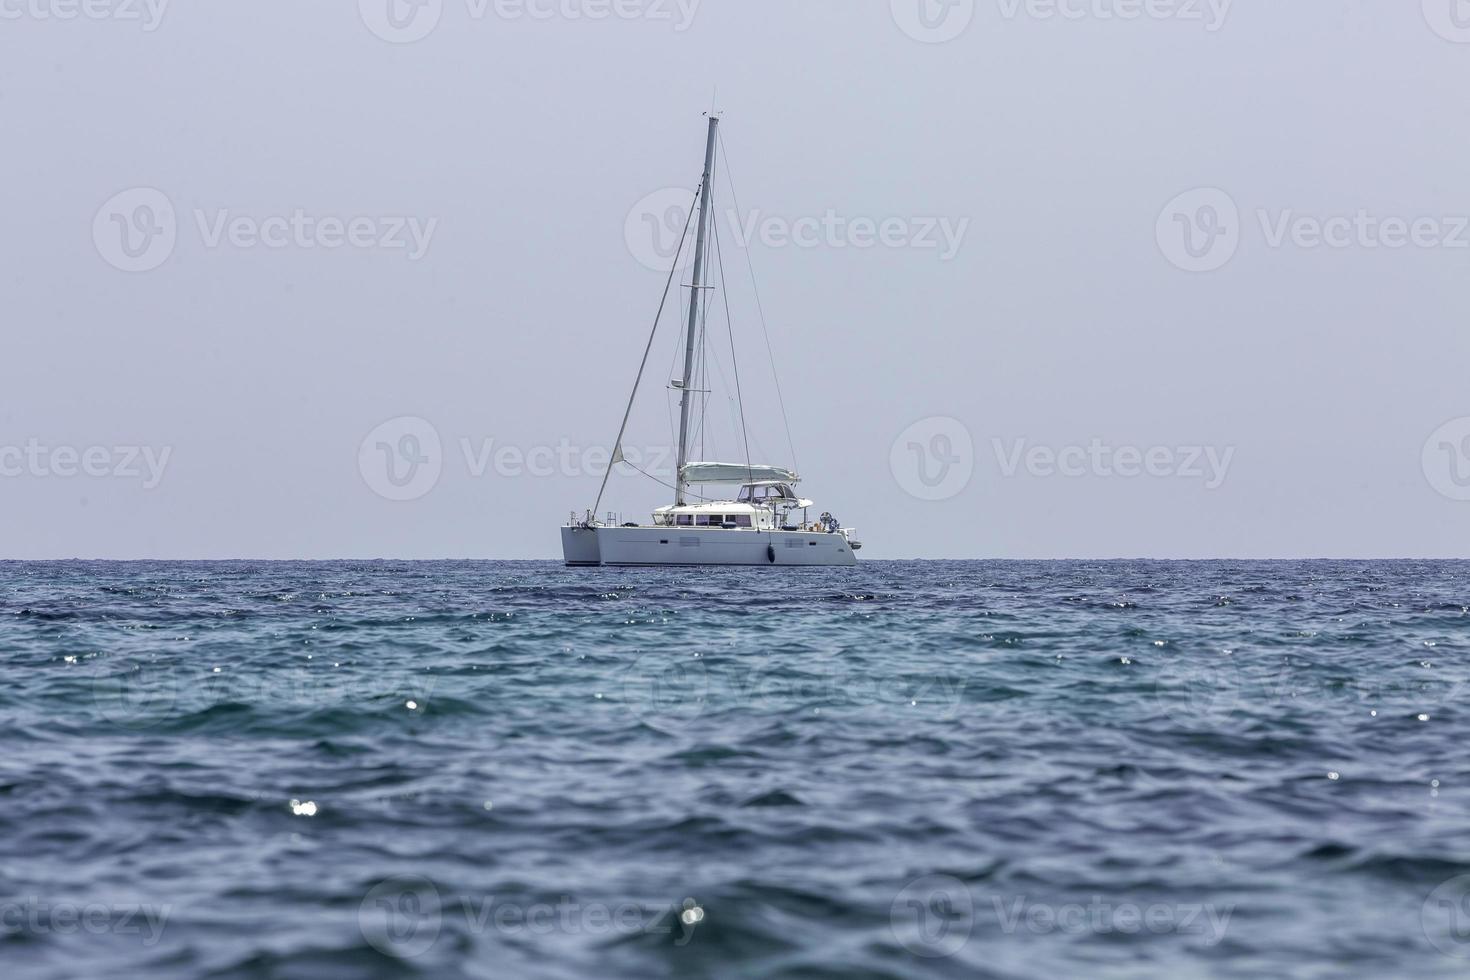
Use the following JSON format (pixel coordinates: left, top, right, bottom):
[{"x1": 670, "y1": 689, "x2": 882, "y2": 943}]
[
  {"x1": 653, "y1": 502, "x2": 767, "y2": 529},
  {"x1": 737, "y1": 483, "x2": 799, "y2": 504},
  {"x1": 650, "y1": 483, "x2": 817, "y2": 530}
]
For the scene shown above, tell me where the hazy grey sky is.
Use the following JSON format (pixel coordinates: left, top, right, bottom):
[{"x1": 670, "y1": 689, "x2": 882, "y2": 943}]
[{"x1": 4, "y1": 1, "x2": 1470, "y2": 559}]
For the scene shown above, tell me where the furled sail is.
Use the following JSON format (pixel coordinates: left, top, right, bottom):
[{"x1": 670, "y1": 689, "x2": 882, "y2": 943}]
[{"x1": 680, "y1": 462, "x2": 799, "y2": 485}]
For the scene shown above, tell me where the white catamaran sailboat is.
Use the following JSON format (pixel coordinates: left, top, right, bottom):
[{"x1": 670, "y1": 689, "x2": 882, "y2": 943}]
[{"x1": 561, "y1": 115, "x2": 861, "y2": 567}]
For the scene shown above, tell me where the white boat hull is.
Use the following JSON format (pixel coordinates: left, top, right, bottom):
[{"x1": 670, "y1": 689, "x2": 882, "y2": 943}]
[{"x1": 561, "y1": 525, "x2": 858, "y2": 567}]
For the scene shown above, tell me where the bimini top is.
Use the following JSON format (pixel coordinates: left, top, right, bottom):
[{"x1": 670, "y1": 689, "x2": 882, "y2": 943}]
[{"x1": 680, "y1": 462, "x2": 799, "y2": 485}]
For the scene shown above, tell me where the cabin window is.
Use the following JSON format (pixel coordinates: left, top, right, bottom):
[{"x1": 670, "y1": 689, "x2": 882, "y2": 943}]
[
  {"x1": 676, "y1": 515, "x2": 693, "y2": 526},
  {"x1": 731, "y1": 515, "x2": 752, "y2": 528}
]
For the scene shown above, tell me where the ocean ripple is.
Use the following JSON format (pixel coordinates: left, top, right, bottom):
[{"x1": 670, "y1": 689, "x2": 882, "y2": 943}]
[{"x1": 1, "y1": 560, "x2": 1468, "y2": 978}]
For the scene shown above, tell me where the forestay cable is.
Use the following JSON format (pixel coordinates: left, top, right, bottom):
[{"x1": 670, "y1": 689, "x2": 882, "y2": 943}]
[{"x1": 589, "y1": 185, "x2": 699, "y2": 520}]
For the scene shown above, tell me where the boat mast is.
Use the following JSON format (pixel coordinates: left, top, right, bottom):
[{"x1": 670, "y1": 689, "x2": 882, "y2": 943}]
[{"x1": 674, "y1": 114, "x2": 720, "y2": 507}]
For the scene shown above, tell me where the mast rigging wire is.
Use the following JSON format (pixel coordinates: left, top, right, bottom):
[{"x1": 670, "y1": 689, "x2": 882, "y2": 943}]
[
  {"x1": 718, "y1": 132, "x2": 800, "y2": 478},
  {"x1": 619, "y1": 460, "x2": 724, "y2": 501},
  {"x1": 594, "y1": 120, "x2": 796, "y2": 512},
  {"x1": 589, "y1": 183, "x2": 699, "y2": 519},
  {"x1": 711, "y1": 187, "x2": 757, "y2": 491}
]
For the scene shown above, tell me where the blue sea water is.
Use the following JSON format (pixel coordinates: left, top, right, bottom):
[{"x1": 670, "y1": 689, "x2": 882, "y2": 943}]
[{"x1": 2, "y1": 559, "x2": 1469, "y2": 979}]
